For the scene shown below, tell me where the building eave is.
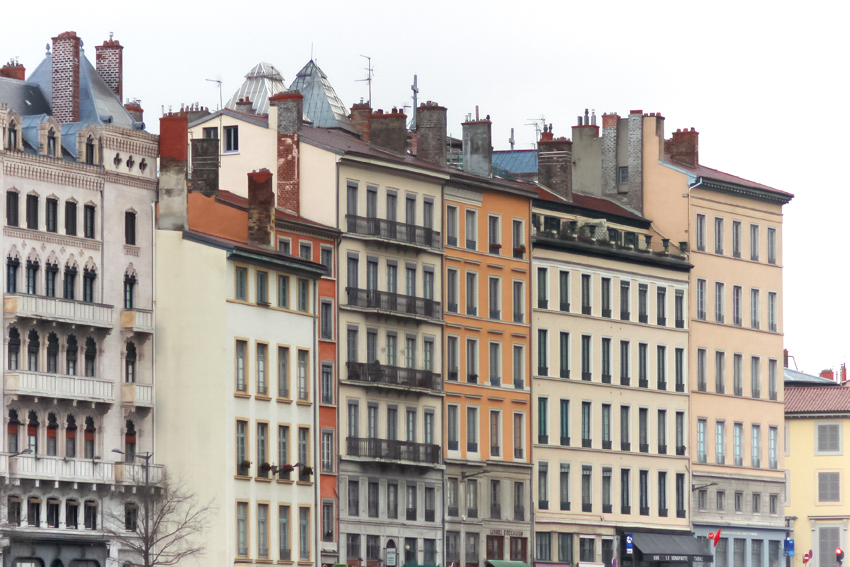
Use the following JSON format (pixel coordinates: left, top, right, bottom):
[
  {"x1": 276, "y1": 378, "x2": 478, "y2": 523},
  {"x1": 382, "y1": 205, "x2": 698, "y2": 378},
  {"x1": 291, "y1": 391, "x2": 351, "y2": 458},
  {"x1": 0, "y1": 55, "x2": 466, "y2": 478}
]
[
  {"x1": 532, "y1": 198, "x2": 651, "y2": 230},
  {"x1": 532, "y1": 235, "x2": 692, "y2": 272}
]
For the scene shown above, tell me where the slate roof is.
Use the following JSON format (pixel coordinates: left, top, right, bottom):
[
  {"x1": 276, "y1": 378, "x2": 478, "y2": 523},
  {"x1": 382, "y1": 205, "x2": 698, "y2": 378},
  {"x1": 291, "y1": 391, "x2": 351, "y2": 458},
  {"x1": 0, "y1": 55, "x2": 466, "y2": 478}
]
[
  {"x1": 531, "y1": 184, "x2": 648, "y2": 223},
  {"x1": 786, "y1": 386, "x2": 850, "y2": 414},
  {"x1": 785, "y1": 367, "x2": 837, "y2": 386},
  {"x1": 493, "y1": 150, "x2": 538, "y2": 174},
  {"x1": 0, "y1": 76, "x2": 51, "y2": 116},
  {"x1": 225, "y1": 62, "x2": 287, "y2": 117},
  {"x1": 662, "y1": 155, "x2": 793, "y2": 202},
  {"x1": 288, "y1": 60, "x2": 357, "y2": 134}
]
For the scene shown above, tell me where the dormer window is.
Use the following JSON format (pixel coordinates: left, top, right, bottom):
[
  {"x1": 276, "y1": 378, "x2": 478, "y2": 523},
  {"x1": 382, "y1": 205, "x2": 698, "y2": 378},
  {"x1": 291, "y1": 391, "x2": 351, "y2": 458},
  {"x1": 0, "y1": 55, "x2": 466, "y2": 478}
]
[
  {"x1": 85, "y1": 136, "x2": 95, "y2": 165},
  {"x1": 47, "y1": 128, "x2": 57, "y2": 157},
  {"x1": 7, "y1": 122, "x2": 17, "y2": 151}
]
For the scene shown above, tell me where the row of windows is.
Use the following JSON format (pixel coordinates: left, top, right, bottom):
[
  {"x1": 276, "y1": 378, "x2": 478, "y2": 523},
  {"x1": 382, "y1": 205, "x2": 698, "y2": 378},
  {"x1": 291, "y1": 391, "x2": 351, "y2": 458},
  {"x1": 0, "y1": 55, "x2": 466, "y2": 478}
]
[
  {"x1": 533, "y1": 533, "x2": 612, "y2": 564},
  {"x1": 445, "y1": 477, "x2": 527, "y2": 521},
  {"x1": 445, "y1": 204, "x2": 526, "y2": 257},
  {"x1": 537, "y1": 333, "x2": 687, "y2": 391},
  {"x1": 445, "y1": 405, "x2": 526, "y2": 458},
  {"x1": 446, "y1": 336, "x2": 526, "y2": 389},
  {"x1": 447, "y1": 531, "x2": 529, "y2": 564},
  {"x1": 346, "y1": 181, "x2": 437, "y2": 232},
  {"x1": 695, "y1": 351, "x2": 780, "y2": 399},
  {"x1": 713, "y1": 537, "x2": 784, "y2": 567},
  {"x1": 346, "y1": 326, "x2": 439, "y2": 373},
  {"x1": 5, "y1": 191, "x2": 138, "y2": 244},
  {"x1": 696, "y1": 420, "x2": 780, "y2": 469},
  {"x1": 696, "y1": 279, "x2": 779, "y2": 331},
  {"x1": 346, "y1": 477, "x2": 439, "y2": 522},
  {"x1": 536, "y1": 268, "x2": 687, "y2": 328},
  {"x1": 537, "y1": 399, "x2": 685, "y2": 455},
  {"x1": 204, "y1": 125, "x2": 240, "y2": 153},
  {"x1": 350, "y1": 535, "x2": 440, "y2": 564},
  {"x1": 446, "y1": 269, "x2": 525, "y2": 322},
  {"x1": 277, "y1": 237, "x2": 334, "y2": 275},
  {"x1": 234, "y1": 419, "x2": 311, "y2": 482},
  {"x1": 695, "y1": 488, "x2": 782, "y2": 515},
  {"x1": 234, "y1": 265, "x2": 312, "y2": 313},
  {"x1": 234, "y1": 339, "x2": 317, "y2": 401},
  {"x1": 236, "y1": 501, "x2": 311, "y2": 561},
  {"x1": 6, "y1": 495, "x2": 100, "y2": 530},
  {"x1": 347, "y1": 399, "x2": 439, "y2": 446},
  {"x1": 345, "y1": 253, "x2": 437, "y2": 302},
  {"x1": 6, "y1": 328, "x2": 110, "y2": 378},
  {"x1": 7, "y1": 408, "x2": 102, "y2": 459},
  {"x1": 695, "y1": 214, "x2": 778, "y2": 264},
  {"x1": 537, "y1": 464, "x2": 688, "y2": 519}
]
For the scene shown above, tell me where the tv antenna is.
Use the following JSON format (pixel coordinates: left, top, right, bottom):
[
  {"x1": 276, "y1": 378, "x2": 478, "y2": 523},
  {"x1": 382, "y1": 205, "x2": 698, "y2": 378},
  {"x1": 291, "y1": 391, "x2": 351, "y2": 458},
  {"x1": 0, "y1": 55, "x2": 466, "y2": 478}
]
[
  {"x1": 206, "y1": 77, "x2": 224, "y2": 155},
  {"x1": 525, "y1": 116, "x2": 546, "y2": 148},
  {"x1": 357, "y1": 55, "x2": 373, "y2": 106},
  {"x1": 205, "y1": 77, "x2": 223, "y2": 111}
]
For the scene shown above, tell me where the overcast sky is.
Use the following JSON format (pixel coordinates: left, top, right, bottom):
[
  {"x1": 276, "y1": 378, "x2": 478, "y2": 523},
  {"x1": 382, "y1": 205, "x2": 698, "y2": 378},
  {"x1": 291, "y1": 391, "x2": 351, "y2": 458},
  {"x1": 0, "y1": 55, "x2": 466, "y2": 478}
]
[{"x1": 5, "y1": 0, "x2": 847, "y2": 375}]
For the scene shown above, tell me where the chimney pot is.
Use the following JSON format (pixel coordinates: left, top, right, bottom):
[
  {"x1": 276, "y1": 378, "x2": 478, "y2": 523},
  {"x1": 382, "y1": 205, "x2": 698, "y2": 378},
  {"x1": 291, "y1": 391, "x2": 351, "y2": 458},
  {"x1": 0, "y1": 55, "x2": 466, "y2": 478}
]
[{"x1": 462, "y1": 112, "x2": 493, "y2": 178}]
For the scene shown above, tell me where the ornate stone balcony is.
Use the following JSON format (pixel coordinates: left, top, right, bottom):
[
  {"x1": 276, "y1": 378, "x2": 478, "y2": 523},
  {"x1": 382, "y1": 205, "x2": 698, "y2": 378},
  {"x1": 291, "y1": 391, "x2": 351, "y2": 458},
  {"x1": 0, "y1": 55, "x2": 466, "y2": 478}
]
[
  {"x1": 121, "y1": 383, "x2": 153, "y2": 408},
  {"x1": 120, "y1": 308, "x2": 153, "y2": 333},
  {"x1": 5, "y1": 370, "x2": 114, "y2": 404},
  {"x1": 5, "y1": 293, "x2": 113, "y2": 328}
]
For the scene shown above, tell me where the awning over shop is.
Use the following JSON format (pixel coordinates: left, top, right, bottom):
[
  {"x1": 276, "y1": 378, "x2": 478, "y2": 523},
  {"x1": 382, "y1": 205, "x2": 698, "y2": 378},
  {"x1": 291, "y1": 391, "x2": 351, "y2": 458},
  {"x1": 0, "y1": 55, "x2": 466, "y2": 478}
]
[
  {"x1": 631, "y1": 533, "x2": 714, "y2": 563},
  {"x1": 486, "y1": 560, "x2": 532, "y2": 567}
]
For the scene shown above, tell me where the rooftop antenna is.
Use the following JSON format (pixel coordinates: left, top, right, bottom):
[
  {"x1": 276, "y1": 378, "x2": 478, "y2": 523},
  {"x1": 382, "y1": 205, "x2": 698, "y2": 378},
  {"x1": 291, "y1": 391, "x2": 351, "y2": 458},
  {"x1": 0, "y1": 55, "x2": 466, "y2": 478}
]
[
  {"x1": 410, "y1": 75, "x2": 419, "y2": 130},
  {"x1": 358, "y1": 55, "x2": 373, "y2": 106},
  {"x1": 525, "y1": 116, "x2": 546, "y2": 148},
  {"x1": 206, "y1": 77, "x2": 224, "y2": 156},
  {"x1": 311, "y1": 42, "x2": 314, "y2": 61},
  {"x1": 509, "y1": 128, "x2": 515, "y2": 151}
]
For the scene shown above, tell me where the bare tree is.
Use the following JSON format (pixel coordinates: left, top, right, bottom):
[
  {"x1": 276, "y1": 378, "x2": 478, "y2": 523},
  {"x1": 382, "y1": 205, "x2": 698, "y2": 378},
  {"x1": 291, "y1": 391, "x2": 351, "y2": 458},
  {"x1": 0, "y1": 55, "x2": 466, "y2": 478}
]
[{"x1": 104, "y1": 464, "x2": 215, "y2": 567}]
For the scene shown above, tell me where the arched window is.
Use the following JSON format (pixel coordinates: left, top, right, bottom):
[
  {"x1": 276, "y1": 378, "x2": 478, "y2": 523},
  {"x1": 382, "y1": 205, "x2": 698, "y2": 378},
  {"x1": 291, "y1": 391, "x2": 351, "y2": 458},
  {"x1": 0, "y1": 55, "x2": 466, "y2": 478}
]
[
  {"x1": 47, "y1": 128, "x2": 57, "y2": 157},
  {"x1": 124, "y1": 502, "x2": 138, "y2": 531},
  {"x1": 46, "y1": 413, "x2": 58, "y2": 456},
  {"x1": 7, "y1": 255, "x2": 20, "y2": 293},
  {"x1": 25, "y1": 259, "x2": 38, "y2": 295},
  {"x1": 27, "y1": 329, "x2": 39, "y2": 371},
  {"x1": 84, "y1": 337, "x2": 96, "y2": 377},
  {"x1": 64, "y1": 263, "x2": 77, "y2": 300},
  {"x1": 65, "y1": 415, "x2": 77, "y2": 458},
  {"x1": 124, "y1": 274, "x2": 136, "y2": 309},
  {"x1": 8, "y1": 328, "x2": 20, "y2": 370},
  {"x1": 47, "y1": 498, "x2": 61, "y2": 527},
  {"x1": 45, "y1": 262, "x2": 59, "y2": 297},
  {"x1": 66, "y1": 335, "x2": 78, "y2": 375},
  {"x1": 82, "y1": 267, "x2": 96, "y2": 303},
  {"x1": 47, "y1": 333, "x2": 59, "y2": 373},
  {"x1": 84, "y1": 416, "x2": 96, "y2": 459},
  {"x1": 125, "y1": 420, "x2": 136, "y2": 461},
  {"x1": 8, "y1": 121, "x2": 18, "y2": 151},
  {"x1": 125, "y1": 342, "x2": 136, "y2": 383},
  {"x1": 27, "y1": 410, "x2": 38, "y2": 455},
  {"x1": 7, "y1": 409, "x2": 20, "y2": 453},
  {"x1": 85, "y1": 136, "x2": 95, "y2": 165}
]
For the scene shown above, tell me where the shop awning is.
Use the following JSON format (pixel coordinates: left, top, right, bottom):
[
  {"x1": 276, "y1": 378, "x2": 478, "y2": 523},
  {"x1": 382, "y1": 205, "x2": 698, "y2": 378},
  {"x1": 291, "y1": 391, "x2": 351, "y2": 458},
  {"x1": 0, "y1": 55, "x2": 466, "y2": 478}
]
[
  {"x1": 631, "y1": 533, "x2": 713, "y2": 562},
  {"x1": 486, "y1": 560, "x2": 532, "y2": 567}
]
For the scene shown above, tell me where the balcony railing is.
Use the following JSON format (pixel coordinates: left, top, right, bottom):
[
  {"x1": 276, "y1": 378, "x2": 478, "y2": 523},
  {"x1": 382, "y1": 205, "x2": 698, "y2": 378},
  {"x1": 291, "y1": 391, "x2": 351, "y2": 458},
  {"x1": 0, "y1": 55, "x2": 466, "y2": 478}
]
[
  {"x1": 121, "y1": 383, "x2": 153, "y2": 407},
  {"x1": 406, "y1": 508, "x2": 417, "y2": 521},
  {"x1": 114, "y1": 462, "x2": 165, "y2": 485},
  {"x1": 346, "y1": 437, "x2": 441, "y2": 466},
  {"x1": 346, "y1": 288, "x2": 442, "y2": 321},
  {"x1": 5, "y1": 293, "x2": 113, "y2": 328},
  {"x1": 346, "y1": 361, "x2": 442, "y2": 393},
  {"x1": 7, "y1": 454, "x2": 115, "y2": 484},
  {"x1": 121, "y1": 308, "x2": 153, "y2": 333},
  {"x1": 5, "y1": 370, "x2": 114, "y2": 404},
  {"x1": 514, "y1": 505, "x2": 525, "y2": 521},
  {"x1": 346, "y1": 215, "x2": 442, "y2": 249},
  {"x1": 490, "y1": 504, "x2": 501, "y2": 519}
]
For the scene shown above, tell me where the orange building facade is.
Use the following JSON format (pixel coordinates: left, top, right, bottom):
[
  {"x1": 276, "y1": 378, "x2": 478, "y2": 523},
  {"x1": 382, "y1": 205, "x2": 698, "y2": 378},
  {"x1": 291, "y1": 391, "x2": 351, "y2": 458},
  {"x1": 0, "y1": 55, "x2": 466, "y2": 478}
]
[{"x1": 443, "y1": 174, "x2": 536, "y2": 567}]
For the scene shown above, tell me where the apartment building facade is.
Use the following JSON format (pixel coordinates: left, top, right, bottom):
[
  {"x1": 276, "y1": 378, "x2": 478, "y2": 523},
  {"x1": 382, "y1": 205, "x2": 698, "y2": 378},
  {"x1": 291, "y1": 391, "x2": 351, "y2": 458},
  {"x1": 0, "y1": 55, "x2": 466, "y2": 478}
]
[
  {"x1": 0, "y1": 32, "x2": 160, "y2": 567},
  {"x1": 572, "y1": 111, "x2": 792, "y2": 567}
]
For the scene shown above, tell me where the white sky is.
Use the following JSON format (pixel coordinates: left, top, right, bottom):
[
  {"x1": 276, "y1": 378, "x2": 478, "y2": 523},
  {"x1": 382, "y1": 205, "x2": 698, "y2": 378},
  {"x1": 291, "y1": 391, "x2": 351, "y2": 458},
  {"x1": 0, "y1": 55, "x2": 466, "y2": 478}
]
[{"x1": 5, "y1": 0, "x2": 848, "y2": 375}]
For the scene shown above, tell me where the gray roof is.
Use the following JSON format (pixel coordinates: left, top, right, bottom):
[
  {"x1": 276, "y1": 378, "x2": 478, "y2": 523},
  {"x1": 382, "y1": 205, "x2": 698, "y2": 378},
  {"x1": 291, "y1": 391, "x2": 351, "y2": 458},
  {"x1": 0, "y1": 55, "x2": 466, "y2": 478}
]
[
  {"x1": 225, "y1": 62, "x2": 287, "y2": 117},
  {"x1": 785, "y1": 367, "x2": 837, "y2": 386},
  {"x1": 288, "y1": 60, "x2": 356, "y2": 134},
  {"x1": 0, "y1": 76, "x2": 51, "y2": 116},
  {"x1": 493, "y1": 150, "x2": 538, "y2": 174}
]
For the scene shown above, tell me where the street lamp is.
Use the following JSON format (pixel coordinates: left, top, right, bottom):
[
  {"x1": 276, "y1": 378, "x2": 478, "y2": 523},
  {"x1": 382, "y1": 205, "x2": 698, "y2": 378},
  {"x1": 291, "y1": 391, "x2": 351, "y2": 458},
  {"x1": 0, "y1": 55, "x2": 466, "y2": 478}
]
[
  {"x1": 5, "y1": 449, "x2": 32, "y2": 457},
  {"x1": 112, "y1": 449, "x2": 153, "y2": 486}
]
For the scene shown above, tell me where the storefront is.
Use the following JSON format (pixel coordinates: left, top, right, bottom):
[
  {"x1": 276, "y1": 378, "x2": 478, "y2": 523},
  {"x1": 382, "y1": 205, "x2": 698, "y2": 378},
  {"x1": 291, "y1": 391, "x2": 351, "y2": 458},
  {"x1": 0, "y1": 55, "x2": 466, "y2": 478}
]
[
  {"x1": 692, "y1": 525, "x2": 786, "y2": 567},
  {"x1": 618, "y1": 530, "x2": 713, "y2": 567}
]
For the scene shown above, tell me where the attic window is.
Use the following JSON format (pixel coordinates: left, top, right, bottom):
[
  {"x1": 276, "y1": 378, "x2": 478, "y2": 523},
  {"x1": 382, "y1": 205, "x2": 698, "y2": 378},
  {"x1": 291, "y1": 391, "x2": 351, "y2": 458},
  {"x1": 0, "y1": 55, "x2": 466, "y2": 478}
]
[
  {"x1": 618, "y1": 166, "x2": 629, "y2": 184},
  {"x1": 47, "y1": 128, "x2": 57, "y2": 157},
  {"x1": 85, "y1": 136, "x2": 95, "y2": 165},
  {"x1": 7, "y1": 122, "x2": 17, "y2": 151},
  {"x1": 224, "y1": 126, "x2": 239, "y2": 153}
]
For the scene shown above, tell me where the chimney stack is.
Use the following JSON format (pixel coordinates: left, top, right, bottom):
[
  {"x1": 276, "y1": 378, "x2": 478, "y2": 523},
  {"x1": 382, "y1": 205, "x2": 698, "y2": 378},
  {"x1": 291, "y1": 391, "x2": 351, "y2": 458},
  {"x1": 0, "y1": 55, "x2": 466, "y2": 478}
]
[
  {"x1": 95, "y1": 34, "x2": 123, "y2": 101},
  {"x1": 189, "y1": 136, "x2": 220, "y2": 197},
  {"x1": 235, "y1": 97, "x2": 255, "y2": 115},
  {"x1": 665, "y1": 127, "x2": 699, "y2": 167},
  {"x1": 369, "y1": 108, "x2": 407, "y2": 154},
  {"x1": 349, "y1": 100, "x2": 372, "y2": 141},
  {"x1": 601, "y1": 112, "x2": 620, "y2": 195},
  {"x1": 0, "y1": 59, "x2": 25, "y2": 81},
  {"x1": 125, "y1": 99, "x2": 143, "y2": 123},
  {"x1": 158, "y1": 112, "x2": 189, "y2": 231},
  {"x1": 537, "y1": 125, "x2": 573, "y2": 201},
  {"x1": 51, "y1": 31, "x2": 82, "y2": 123},
  {"x1": 462, "y1": 112, "x2": 492, "y2": 178},
  {"x1": 247, "y1": 169, "x2": 275, "y2": 248},
  {"x1": 270, "y1": 91, "x2": 303, "y2": 213},
  {"x1": 416, "y1": 101, "x2": 447, "y2": 166}
]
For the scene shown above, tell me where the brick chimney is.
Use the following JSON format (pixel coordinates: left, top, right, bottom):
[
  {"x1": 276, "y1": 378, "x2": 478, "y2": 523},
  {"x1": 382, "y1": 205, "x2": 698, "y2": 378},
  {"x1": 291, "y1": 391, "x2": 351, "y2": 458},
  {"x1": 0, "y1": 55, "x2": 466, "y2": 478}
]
[
  {"x1": 235, "y1": 97, "x2": 254, "y2": 115},
  {"x1": 370, "y1": 108, "x2": 407, "y2": 154},
  {"x1": 416, "y1": 101, "x2": 447, "y2": 166},
  {"x1": 124, "y1": 99, "x2": 143, "y2": 123},
  {"x1": 248, "y1": 169, "x2": 275, "y2": 248},
  {"x1": 349, "y1": 100, "x2": 372, "y2": 141},
  {"x1": 665, "y1": 127, "x2": 699, "y2": 167},
  {"x1": 270, "y1": 91, "x2": 303, "y2": 213},
  {"x1": 0, "y1": 59, "x2": 25, "y2": 81},
  {"x1": 189, "y1": 136, "x2": 219, "y2": 197},
  {"x1": 95, "y1": 34, "x2": 123, "y2": 101},
  {"x1": 462, "y1": 112, "x2": 492, "y2": 178},
  {"x1": 51, "y1": 31, "x2": 82, "y2": 123},
  {"x1": 601, "y1": 112, "x2": 619, "y2": 195},
  {"x1": 158, "y1": 112, "x2": 189, "y2": 231},
  {"x1": 537, "y1": 125, "x2": 573, "y2": 201}
]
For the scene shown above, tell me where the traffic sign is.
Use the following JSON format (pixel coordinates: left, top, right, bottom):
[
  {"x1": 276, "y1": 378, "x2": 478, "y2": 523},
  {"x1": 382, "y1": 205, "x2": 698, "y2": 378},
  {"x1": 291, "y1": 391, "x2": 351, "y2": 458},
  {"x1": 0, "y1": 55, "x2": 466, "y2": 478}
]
[{"x1": 626, "y1": 534, "x2": 634, "y2": 556}]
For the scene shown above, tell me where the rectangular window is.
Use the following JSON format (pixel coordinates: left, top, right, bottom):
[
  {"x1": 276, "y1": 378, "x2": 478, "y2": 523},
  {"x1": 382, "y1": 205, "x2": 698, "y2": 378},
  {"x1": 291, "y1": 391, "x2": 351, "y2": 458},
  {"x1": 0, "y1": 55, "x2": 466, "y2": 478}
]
[
  {"x1": 513, "y1": 345, "x2": 524, "y2": 389},
  {"x1": 559, "y1": 271, "x2": 570, "y2": 311},
  {"x1": 675, "y1": 289, "x2": 685, "y2": 327},
  {"x1": 602, "y1": 404, "x2": 611, "y2": 449},
  {"x1": 84, "y1": 204, "x2": 95, "y2": 238},
  {"x1": 467, "y1": 272, "x2": 478, "y2": 316},
  {"x1": 768, "y1": 292, "x2": 777, "y2": 332},
  {"x1": 752, "y1": 425, "x2": 761, "y2": 467},
  {"x1": 278, "y1": 347, "x2": 290, "y2": 398},
  {"x1": 559, "y1": 332, "x2": 570, "y2": 378},
  {"x1": 320, "y1": 301, "x2": 333, "y2": 339},
  {"x1": 489, "y1": 277, "x2": 501, "y2": 320},
  {"x1": 581, "y1": 402, "x2": 591, "y2": 447},
  {"x1": 536, "y1": 532, "x2": 552, "y2": 561},
  {"x1": 638, "y1": 284, "x2": 648, "y2": 323},
  {"x1": 817, "y1": 423, "x2": 842, "y2": 454},
  {"x1": 658, "y1": 471, "x2": 668, "y2": 514},
  {"x1": 620, "y1": 280, "x2": 630, "y2": 320},
  {"x1": 582, "y1": 465, "x2": 592, "y2": 512},
  {"x1": 750, "y1": 224, "x2": 760, "y2": 261},
  {"x1": 581, "y1": 274, "x2": 592, "y2": 314},
  {"x1": 734, "y1": 354, "x2": 743, "y2": 396},
  {"x1": 297, "y1": 278, "x2": 309, "y2": 312},
  {"x1": 732, "y1": 221, "x2": 742, "y2": 258},
  {"x1": 657, "y1": 346, "x2": 667, "y2": 389},
  {"x1": 697, "y1": 419, "x2": 707, "y2": 463},
  {"x1": 538, "y1": 330, "x2": 548, "y2": 376},
  {"x1": 602, "y1": 338, "x2": 611, "y2": 381},
  {"x1": 235, "y1": 340, "x2": 247, "y2": 392},
  {"x1": 716, "y1": 351, "x2": 726, "y2": 394},
  {"x1": 560, "y1": 400, "x2": 570, "y2": 446},
  {"x1": 467, "y1": 407, "x2": 479, "y2": 452},
  {"x1": 537, "y1": 268, "x2": 548, "y2": 309},
  {"x1": 769, "y1": 359, "x2": 778, "y2": 401},
  {"x1": 26, "y1": 194, "x2": 38, "y2": 229},
  {"x1": 715, "y1": 217, "x2": 724, "y2": 254},
  {"x1": 257, "y1": 504, "x2": 269, "y2": 558},
  {"x1": 256, "y1": 344, "x2": 267, "y2": 396},
  {"x1": 638, "y1": 343, "x2": 648, "y2": 387},
  {"x1": 278, "y1": 275, "x2": 289, "y2": 308},
  {"x1": 601, "y1": 277, "x2": 611, "y2": 317},
  {"x1": 752, "y1": 356, "x2": 761, "y2": 398},
  {"x1": 581, "y1": 335, "x2": 591, "y2": 380},
  {"x1": 769, "y1": 426, "x2": 778, "y2": 469},
  {"x1": 751, "y1": 288, "x2": 760, "y2": 329},
  {"x1": 558, "y1": 534, "x2": 574, "y2": 564},
  {"x1": 237, "y1": 502, "x2": 248, "y2": 556},
  {"x1": 447, "y1": 206, "x2": 458, "y2": 246},
  {"x1": 447, "y1": 269, "x2": 458, "y2": 312},
  {"x1": 621, "y1": 468, "x2": 631, "y2": 513},
  {"x1": 560, "y1": 464, "x2": 571, "y2": 510},
  {"x1": 657, "y1": 287, "x2": 666, "y2": 325},
  {"x1": 620, "y1": 340, "x2": 630, "y2": 384},
  {"x1": 734, "y1": 423, "x2": 743, "y2": 466},
  {"x1": 491, "y1": 410, "x2": 502, "y2": 456},
  {"x1": 468, "y1": 338, "x2": 479, "y2": 382},
  {"x1": 696, "y1": 214, "x2": 706, "y2": 251},
  {"x1": 697, "y1": 348, "x2": 707, "y2": 391},
  {"x1": 715, "y1": 282, "x2": 725, "y2": 323},
  {"x1": 621, "y1": 406, "x2": 631, "y2": 451},
  {"x1": 767, "y1": 227, "x2": 777, "y2": 264},
  {"x1": 235, "y1": 267, "x2": 247, "y2": 301},
  {"x1": 299, "y1": 507, "x2": 310, "y2": 560},
  {"x1": 488, "y1": 215, "x2": 501, "y2": 253},
  {"x1": 466, "y1": 209, "x2": 477, "y2": 249},
  {"x1": 716, "y1": 421, "x2": 726, "y2": 464},
  {"x1": 224, "y1": 125, "x2": 239, "y2": 152},
  {"x1": 697, "y1": 279, "x2": 706, "y2": 320},
  {"x1": 65, "y1": 201, "x2": 77, "y2": 236},
  {"x1": 6, "y1": 191, "x2": 19, "y2": 227},
  {"x1": 321, "y1": 431, "x2": 334, "y2": 473}
]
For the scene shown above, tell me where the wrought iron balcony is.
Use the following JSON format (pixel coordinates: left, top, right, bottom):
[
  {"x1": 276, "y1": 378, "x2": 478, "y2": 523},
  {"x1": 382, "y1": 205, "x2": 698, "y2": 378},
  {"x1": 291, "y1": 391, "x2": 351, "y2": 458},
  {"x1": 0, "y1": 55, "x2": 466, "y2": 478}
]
[
  {"x1": 5, "y1": 293, "x2": 113, "y2": 328},
  {"x1": 345, "y1": 287, "x2": 442, "y2": 321},
  {"x1": 346, "y1": 437, "x2": 441, "y2": 466},
  {"x1": 5, "y1": 370, "x2": 113, "y2": 404},
  {"x1": 345, "y1": 361, "x2": 442, "y2": 393},
  {"x1": 345, "y1": 214, "x2": 442, "y2": 249},
  {"x1": 490, "y1": 504, "x2": 501, "y2": 519}
]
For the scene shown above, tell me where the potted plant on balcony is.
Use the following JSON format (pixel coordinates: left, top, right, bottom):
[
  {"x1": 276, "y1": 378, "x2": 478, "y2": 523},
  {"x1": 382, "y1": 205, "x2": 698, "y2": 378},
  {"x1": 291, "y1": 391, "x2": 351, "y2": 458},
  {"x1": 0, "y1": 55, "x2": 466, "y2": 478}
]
[
  {"x1": 238, "y1": 460, "x2": 252, "y2": 476},
  {"x1": 260, "y1": 462, "x2": 273, "y2": 475},
  {"x1": 514, "y1": 244, "x2": 526, "y2": 255}
]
